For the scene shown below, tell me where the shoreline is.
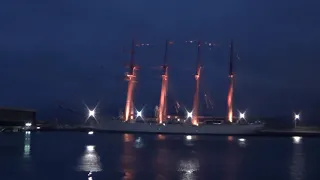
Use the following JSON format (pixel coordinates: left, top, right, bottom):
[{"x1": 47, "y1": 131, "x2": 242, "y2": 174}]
[{"x1": 1, "y1": 126, "x2": 320, "y2": 137}]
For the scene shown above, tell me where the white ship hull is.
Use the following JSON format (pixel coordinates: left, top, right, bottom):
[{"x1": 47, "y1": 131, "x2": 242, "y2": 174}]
[{"x1": 96, "y1": 120, "x2": 264, "y2": 135}]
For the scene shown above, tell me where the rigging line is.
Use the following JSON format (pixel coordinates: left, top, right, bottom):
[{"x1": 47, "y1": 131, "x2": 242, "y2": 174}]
[
  {"x1": 199, "y1": 67, "x2": 215, "y2": 107},
  {"x1": 166, "y1": 79, "x2": 183, "y2": 113}
]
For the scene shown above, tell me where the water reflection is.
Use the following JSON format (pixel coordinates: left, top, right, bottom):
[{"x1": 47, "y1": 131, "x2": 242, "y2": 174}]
[
  {"x1": 237, "y1": 138, "x2": 247, "y2": 148},
  {"x1": 225, "y1": 138, "x2": 238, "y2": 180},
  {"x1": 290, "y1": 136, "x2": 305, "y2": 180},
  {"x1": 292, "y1": 136, "x2": 302, "y2": 145},
  {"x1": 24, "y1": 131, "x2": 31, "y2": 158},
  {"x1": 77, "y1": 145, "x2": 102, "y2": 172},
  {"x1": 178, "y1": 158, "x2": 199, "y2": 180},
  {"x1": 122, "y1": 134, "x2": 135, "y2": 180},
  {"x1": 124, "y1": 133, "x2": 134, "y2": 142},
  {"x1": 157, "y1": 134, "x2": 166, "y2": 141},
  {"x1": 88, "y1": 171, "x2": 93, "y2": 180},
  {"x1": 184, "y1": 135, "x2": 196, "y2": 146},
  {"x1": 134, "y1": 137, "x2": 144, "y2": 149},
  {"x1": 155, "y1": 138, "x2": 171, "y2": 180},
  {"x1": 227, "y1": 136, "x2": 234, "y2": 142}
]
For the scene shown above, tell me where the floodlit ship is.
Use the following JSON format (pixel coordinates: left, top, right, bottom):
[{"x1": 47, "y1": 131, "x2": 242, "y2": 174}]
[
  {"x1": 91, "y1": 39, "x2": 264, "y2": 135},
  {"x1": 97, "y1": 117, "x2": 264, "y2": 135},
  {"x1": 92, "y1": 102, "x2": 264, "y2": 135}
]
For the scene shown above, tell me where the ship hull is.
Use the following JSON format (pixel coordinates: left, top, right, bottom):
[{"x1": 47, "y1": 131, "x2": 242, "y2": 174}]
[{"x1": 96, "y1": 120, "x2": 264, "y2": 135}]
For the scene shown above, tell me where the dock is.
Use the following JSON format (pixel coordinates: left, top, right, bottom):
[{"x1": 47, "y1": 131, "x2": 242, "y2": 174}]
[
  {"x1": 1, "y1": 125, "x2": 320, "y2": 137},
  {"x1": 258, "y1": 126, "x2": 320, "y2": 137}
]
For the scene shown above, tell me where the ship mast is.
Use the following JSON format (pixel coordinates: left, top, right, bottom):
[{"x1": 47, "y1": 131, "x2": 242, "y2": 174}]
[
  {"x1": 191, "y1": 41, "x2": 201, "y2": 126},
  {"x1": 158, "y1": 40, "x2": 169, "y2": 124},
  {"x1": 227, "y1": 40, "x2": 234, "y2": 123},
  {"x1": 124, "y1": 39, "x2": 137, "y2": 121}
]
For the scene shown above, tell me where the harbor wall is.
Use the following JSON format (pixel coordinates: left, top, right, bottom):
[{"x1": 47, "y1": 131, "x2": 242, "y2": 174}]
[{"x1": 0, "y1": 107, "x2": 36, "y2": 126}]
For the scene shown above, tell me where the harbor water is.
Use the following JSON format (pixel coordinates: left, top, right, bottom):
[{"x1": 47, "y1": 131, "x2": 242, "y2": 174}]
[{"x1": 0, "y1": 132, "x2": 320, "y2": 180}]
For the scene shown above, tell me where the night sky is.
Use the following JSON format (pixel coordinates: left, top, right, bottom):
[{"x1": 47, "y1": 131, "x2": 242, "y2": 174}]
[{"x1": 0, "y1": 0, "x2": 319, "y2": 122}]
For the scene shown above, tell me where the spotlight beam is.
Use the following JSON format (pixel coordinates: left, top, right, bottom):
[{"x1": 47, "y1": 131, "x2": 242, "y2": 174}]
[
  {"x1": 124, "y1": 39, "x2": 137, "y2": 121},
  {"x1": 227, "y1": 40, "x2": 234, "y2": 123},
  {"x1": 158, "y1": 40, "x2": 171, "y2": 124},
  {"x1": 191, "y1": 41, "x2": 201, "y2": 126}
]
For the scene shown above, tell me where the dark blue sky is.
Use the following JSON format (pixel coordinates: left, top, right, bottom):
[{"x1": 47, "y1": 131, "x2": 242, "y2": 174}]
[{"x1": 0, "y1": 0, "x2": 319, "y2": 121}]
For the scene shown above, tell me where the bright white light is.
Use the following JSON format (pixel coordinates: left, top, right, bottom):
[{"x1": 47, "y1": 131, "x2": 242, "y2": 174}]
[
  {"x1": 84, "y1": 102, "x2": 100, "y2": 123},
  {"x1": 239, "y1": 112, "x2": 245, "y2": 119},
  {"x1": 294, "y1": 113, "x2": 300, "y2": 120},
  {"x1": 238, "y1": 138, "x2": 247, "y2": 147},
  {"x1": 86, "y1": 145, "x2": 95, "y2": 152},
  {"x1": 178, "y1": 158, "x2": 200, "y2": 179},
  {"x1": 78, "y1": 147, "x2": 102, "y2": 172},
  {"x1": 292, "y1": 136, "x2": 302, "y2": 144},
  {"x1": 187, "y1": 111, "x2": 193, "y2": 118},
  {"x1": 88, "y1": 109, "x2": 95, "y2": 118},
  {"x1": 163, "y1": 123, "x2": 166, "y2": 126},
  {"x1": 88, "y1": 131, "x2": 94, "y2": 135},
  {"x1": 136, "y1": 110, "x2": 142, "y2": 118},
  {"x1": 186, "y1": 135, "x2": 192, "y2": 141},
  {"x1": 25, "y1": 122, "x2": 32, "y2": 127},
  {"x1": 36, "y1": 127, "x2": 40, "y2": 129},
  {"x1": 24, "y1": 131, "x2": 31, "y2": 158}
]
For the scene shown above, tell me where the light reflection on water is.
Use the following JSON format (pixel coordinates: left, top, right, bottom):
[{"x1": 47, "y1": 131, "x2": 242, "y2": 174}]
[
  {"x1": 22, "y1": 131, "x2": 34, "y2": 172},
  {"x1": 24, "y1": 131, "x2": 31, "y2": 158},
  {"x1": 157, "y1": 134, "x2": 166, "y2": 141},
  {"x1": 225, "y1": 136, "x2": 238, "y2": 180},
  {"x1": 0, "y1": 133, "x2": 317, "y2": 180},
  {"x1": 178, "y1": 159, "x2": 200, "y2": 180},
  {"x1": 122, "y1": 133, "x2": 135, "y2": 180},
  {"x1": 155, "y1": 134, "x2": 170, "y2": 180},
  {"x1": 134, "y1": 137, "x2": 144, "y2": 149},
  {"x1": 227, "y1": 136, "x2": 234, "y2": 142},
  {"x1": 290, "y1": 136, "x2": 305, "y2": 180},
  {"x1": 77, "y1": 145, "x2": 102, "y2": 172},
  {"x1": 184, "y1": 135, "x2": 196, "y2": 146},
  {"x1": 124, "y1": 133, "x2": 134, "y2": 142},
  {"x1": 238, "y1": 138, "x2": 247, "y2": 148}
]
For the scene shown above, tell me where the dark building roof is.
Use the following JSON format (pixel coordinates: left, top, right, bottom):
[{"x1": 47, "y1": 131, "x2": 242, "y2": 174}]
[{"x1": 0, "y1": 107, "x2": 36, "y2": 112}]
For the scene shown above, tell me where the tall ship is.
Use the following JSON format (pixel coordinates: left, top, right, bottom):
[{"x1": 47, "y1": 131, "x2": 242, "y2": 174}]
[{"x1": 97, "y1": 39, "x2": 264, "y2": 135}]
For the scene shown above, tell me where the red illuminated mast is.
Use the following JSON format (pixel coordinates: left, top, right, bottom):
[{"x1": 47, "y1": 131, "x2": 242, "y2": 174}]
[
  {"x1": 227, "y1": 40, "x2": 234, "y2": 123},
  {"x1": 192, "y1": 41, "x2": 201, "y2": 126},
  {"x1": 124, "y1": 39, "x2": 137, "y2": 121},
  {"x1": 158, "y1": 40, "x2": 170, "y2": 124}
]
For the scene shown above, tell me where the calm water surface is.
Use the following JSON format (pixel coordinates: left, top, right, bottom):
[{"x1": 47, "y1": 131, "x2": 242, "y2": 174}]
[{"x1": 0, "y1": 132, "x2": 320, "y2": 180}]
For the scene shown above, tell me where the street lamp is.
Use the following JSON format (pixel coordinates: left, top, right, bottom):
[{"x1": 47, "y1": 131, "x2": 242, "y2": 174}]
[
  {"x1": 239, "y1": 112, "x2": 246, "y2": 120},
  {"x1": 294, "y1": 113, "x2": 300, "y2": 128},
  {"x1": 88, "y1": 109, "x2": 95, "y2": 118},
  {"x1": 186, "y1": 110, "x2": 193, "y2": 119},
  {"x1": 237, "y1": 111, "x2": 247, "y2": 123}
]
